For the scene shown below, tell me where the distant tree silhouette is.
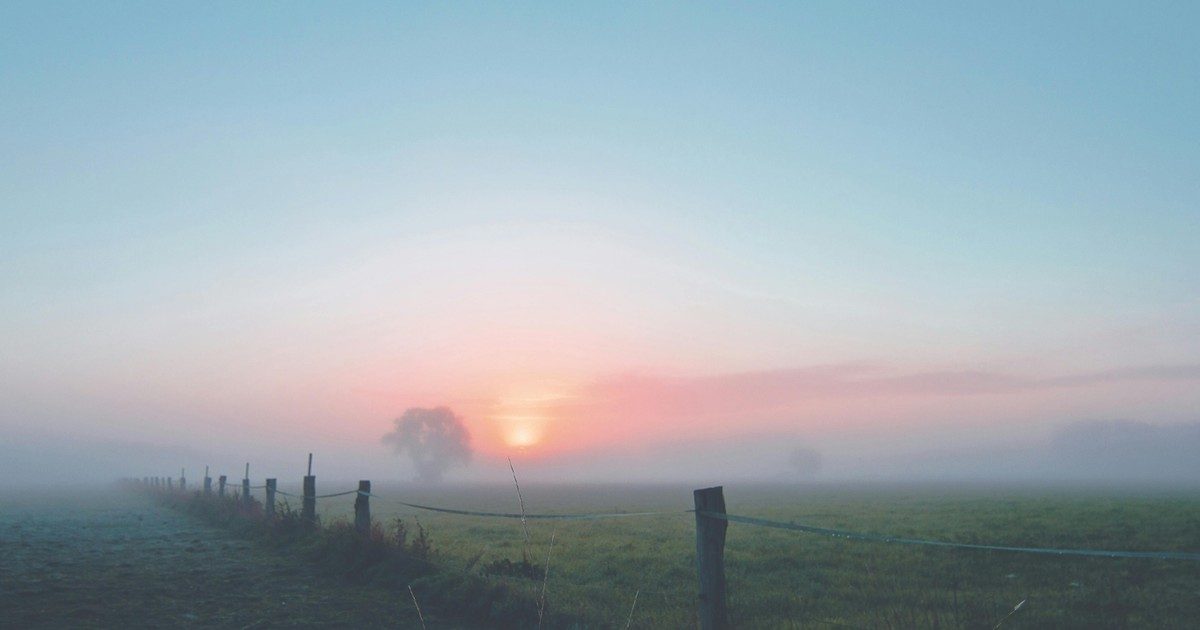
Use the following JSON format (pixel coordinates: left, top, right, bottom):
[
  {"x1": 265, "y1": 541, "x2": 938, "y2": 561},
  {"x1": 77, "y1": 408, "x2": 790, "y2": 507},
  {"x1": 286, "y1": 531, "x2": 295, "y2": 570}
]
[
  {"x1": 789, "y1": 445, "x2": 823, "y2": 477},
  {"x1": 382, "y1": 407, "x2": 472, "y2": 482}
]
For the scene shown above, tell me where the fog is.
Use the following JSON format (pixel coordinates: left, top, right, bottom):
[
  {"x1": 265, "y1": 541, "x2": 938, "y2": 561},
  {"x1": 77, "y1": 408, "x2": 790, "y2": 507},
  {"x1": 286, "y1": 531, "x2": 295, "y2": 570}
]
[
  {"x1": 381, "y1": 407, "x2": 472, "y2": 483},
  {"x1": 5, "y1": 419, "x2": 1198, "y2": 491}
]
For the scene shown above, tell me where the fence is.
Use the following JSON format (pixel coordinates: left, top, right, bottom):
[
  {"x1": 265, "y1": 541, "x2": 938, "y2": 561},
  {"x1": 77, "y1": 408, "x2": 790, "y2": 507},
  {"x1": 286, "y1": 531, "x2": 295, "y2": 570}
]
[{"x1": 132, "y1": 454, "x2": 1200, "y2": 630}]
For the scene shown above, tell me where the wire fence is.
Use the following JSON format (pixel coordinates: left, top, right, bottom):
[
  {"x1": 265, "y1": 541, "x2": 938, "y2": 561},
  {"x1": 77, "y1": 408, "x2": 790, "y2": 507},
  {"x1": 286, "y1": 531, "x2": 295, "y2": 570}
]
[
  {"x1": 132, "y1": 469, "x2": 1200, "y2": 628},
  {"x1": 262, "y1": 483, "x2": 1200, "y2": 562}
]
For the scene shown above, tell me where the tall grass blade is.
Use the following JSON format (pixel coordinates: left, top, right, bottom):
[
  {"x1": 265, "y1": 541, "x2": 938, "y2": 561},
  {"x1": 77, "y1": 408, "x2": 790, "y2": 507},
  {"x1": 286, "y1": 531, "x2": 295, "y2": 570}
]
[
  {"x1": 992, "y1": 598, "x2": 1026, "y2": 629},
  {"x1": 508, "y1": 457, "x2": 532, "y2": 554},
  {"x1": 408, "y1": 584, "x2": 427, "y2": 630},
  {"x1": 624, "y1": 588, "x2": 640, "y2": 629},
  {"x1": 537, "y1": 530, "x2": 557, "y2": 628}
]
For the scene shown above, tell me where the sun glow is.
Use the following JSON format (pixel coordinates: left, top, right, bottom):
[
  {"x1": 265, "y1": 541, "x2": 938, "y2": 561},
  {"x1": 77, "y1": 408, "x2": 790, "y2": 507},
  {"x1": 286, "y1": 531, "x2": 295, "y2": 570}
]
[
  {"x1": 490, "y1": 383, "x2": 575, "y2": 451},
  {"x1": 505, "y1": 422, "x2": 542, "y2": 448}
]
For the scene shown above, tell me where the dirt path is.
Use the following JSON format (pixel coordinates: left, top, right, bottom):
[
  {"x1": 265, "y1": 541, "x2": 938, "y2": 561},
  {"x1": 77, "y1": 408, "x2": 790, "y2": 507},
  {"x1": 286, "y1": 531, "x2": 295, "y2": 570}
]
[{"x1": 0, "y1": 488, "x2": 424, "y2": 628}]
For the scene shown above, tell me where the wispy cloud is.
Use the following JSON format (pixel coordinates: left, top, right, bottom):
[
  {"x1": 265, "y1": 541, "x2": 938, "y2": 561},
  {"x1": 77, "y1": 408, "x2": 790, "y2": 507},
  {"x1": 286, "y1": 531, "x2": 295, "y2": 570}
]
[{"x1": 527, "y1": 363, "x2": 1200, "y2": 452}]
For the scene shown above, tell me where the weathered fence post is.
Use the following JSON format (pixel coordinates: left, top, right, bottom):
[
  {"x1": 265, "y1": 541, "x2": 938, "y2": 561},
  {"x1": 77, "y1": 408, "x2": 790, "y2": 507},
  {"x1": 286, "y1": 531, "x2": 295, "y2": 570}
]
[
  {"x1": 694, "y1": 486, "x2": 729, "y2": 630},
  {"x1": 204, "y1": 465, "x2": 212, "y2": 496},
  {"x1": 355, "y1": 480, "x2": 371, "y2": 535},
  {"x1": 180, "y1": 468, "x2": 186, "y2": 491},
  {"x1": 265, "y1": 478, "x2": 277, "y2": 519},
  {"x1": 218, "y1": 475, "x2": 227, "y2": 498},
  {"x1": 167, "y1": 477, "x2": 174, "y2": 491},
  {"x1": 302, "y1": 453, "x2": 316, "y2": 525},
  {"x1": 242, "y1": 463, "x2": 251, "y2": 510}
]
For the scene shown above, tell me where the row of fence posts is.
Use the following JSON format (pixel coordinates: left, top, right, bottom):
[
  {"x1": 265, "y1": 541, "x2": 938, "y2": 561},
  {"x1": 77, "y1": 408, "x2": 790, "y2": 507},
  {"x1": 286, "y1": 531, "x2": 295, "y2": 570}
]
[
  {"x1": 136, "y1": 458, "x2": 731, "y2": 629},
  {"x1": 141, "y1": 454, "x2": 374, "y2": 537}
]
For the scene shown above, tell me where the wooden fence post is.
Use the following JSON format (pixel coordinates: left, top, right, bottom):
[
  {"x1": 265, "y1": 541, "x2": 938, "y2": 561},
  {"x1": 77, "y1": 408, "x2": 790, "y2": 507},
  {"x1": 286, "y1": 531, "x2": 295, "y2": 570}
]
[
  {"x1": 218, "y1": 475, "x2": 227, "y2": 498},
  {"x1": 355, "y1": 480, "x2": 371, "y2": 535},
  {"x1": 143, "y1": 476, "x2": 149, "y2": 486},
  {"x1": 302, "y1": 453, "x2": 316, "y2": 525},
  {"x1": 180, "y1": 468, "x2": 186, "y2": 491},
  {"x1": 167, "y1": 477, "x2": 174, "y2": 491},
  {"x1": 204, "y1": 465, "x2": 212, "y2": 495},
  {"x1": 242, "y1": 463, "x2": 251, "y2": 510},
  {"x1": 265, "y1": 478, "x2": 277, "y2": 519},
  {"x1": 694, "y1": 486, "x2": 729, "y2": 630}
]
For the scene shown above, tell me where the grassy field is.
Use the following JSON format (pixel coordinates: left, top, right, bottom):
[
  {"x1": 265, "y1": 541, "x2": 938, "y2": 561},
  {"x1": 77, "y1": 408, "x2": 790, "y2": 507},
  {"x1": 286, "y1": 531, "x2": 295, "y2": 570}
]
[
  {"x1": 5, "y1": 483, "x2": 1199, "y2": 628},
  {"x1": 0, "y1": 488, "x2": 424, "y2": 628},
  {"x1": 298, "y1": 482, "x2": 1200, "y2": 628}
]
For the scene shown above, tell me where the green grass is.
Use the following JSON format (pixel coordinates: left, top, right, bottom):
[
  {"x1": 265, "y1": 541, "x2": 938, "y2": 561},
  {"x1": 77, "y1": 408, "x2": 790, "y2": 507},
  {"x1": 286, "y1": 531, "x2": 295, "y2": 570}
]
[
  {"x1": 152, "y1": 485, "x2": 569, "y2": 628},
  {"x1": 293, "y1": 482, "x2": 1200, "y2": 628}
]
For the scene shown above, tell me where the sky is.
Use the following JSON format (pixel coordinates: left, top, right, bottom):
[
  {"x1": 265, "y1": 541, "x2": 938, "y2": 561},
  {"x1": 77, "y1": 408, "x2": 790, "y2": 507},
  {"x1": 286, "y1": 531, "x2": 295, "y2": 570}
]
[{"x1": 2, "y1": 2, "x2": 1198, "y2": 485}]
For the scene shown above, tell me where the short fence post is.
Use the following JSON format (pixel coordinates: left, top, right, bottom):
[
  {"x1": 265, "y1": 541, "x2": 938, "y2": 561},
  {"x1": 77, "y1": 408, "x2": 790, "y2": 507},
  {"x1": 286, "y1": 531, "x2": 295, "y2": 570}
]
[
  {"x1": 242, "y1": 463, "x2": 251, "y2": 510},
  {"x1": 218, "y1": 475, "x2": 227, "y2": 498},
  {"x1": 167, "y1": 477, "x2": 174, "y2": 491},
  {"x1": 694, "y1": 486, "x2": 729, "y2": 630},
  {"x1": 355, "y1": 480, "x2": 371, "y2": 535},
  {"x1": 265, "y1": 478, "x2": 277, "y2": 519},
  {"x1": 302, "y1": 453, "x2": 316, "y2": 525},
  {"x1": 204, "y1": 465, "x2": 212, "y2": 496},
  {"x1": 180, "y1": 468, "x2": 186, "y2": 491}
]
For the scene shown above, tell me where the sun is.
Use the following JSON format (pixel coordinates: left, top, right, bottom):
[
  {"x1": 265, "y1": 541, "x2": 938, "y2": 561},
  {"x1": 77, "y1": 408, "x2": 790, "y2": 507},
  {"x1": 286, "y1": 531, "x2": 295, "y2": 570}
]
[
  {"x1": 505, "y1": 423, "x2": 542, "y2": 449},
  {"x1": 490, "y1": 381, "x2": 575, "y2": 452}
]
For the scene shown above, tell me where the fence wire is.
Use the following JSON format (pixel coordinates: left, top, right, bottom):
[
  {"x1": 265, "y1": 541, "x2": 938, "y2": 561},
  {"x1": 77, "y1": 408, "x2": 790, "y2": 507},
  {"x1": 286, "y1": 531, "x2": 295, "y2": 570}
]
[
  {"x1": 148, "y1": 480, "x2": 1200, "y2": 561},
  {"x1": 361, "y1": 490, "x2": 686, "y2": 521},
  {"x1": 696, "y1": 510, "x2": 1200, "y2": 561}
]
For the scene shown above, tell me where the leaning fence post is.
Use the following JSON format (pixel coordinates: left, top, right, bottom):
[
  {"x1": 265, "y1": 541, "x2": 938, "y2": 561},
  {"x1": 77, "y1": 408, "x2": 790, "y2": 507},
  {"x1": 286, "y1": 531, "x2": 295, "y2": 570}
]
[
  {"x1": 218, "y1": 475, "x2": 227, "y2": 498},
  {"x1": 242, "y1": 463, "x2": 251, "y2": 510},
  {"x1": 302, "y1": 453, "x2": 316, "y2": 525},
  {"x1": 265, "y1": 478, "x2": 277, "y2": 519},
  {"x1": 694, "y1": 486, "x2": 729, "y2": 630},
  {"x1": 355, "y1": 480, "x2": 371, "y2": 535}
]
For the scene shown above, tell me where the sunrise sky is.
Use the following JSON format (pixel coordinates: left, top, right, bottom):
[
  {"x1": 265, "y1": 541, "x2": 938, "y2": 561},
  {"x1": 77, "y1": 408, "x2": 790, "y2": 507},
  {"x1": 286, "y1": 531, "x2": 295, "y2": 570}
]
[{"x1": 3, "y1": 3, "x2": 1198, "y2": 483}]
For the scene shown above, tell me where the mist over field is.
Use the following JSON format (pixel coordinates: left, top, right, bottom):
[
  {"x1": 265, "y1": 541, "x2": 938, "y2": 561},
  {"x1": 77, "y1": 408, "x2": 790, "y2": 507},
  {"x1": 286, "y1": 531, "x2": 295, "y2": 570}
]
[
  {"x1": 3, "y1": 2, "x2": 1199, "y2": 627},
  {"x1": 6, "y1": 419, "x2": 1199, "y2": 489}
]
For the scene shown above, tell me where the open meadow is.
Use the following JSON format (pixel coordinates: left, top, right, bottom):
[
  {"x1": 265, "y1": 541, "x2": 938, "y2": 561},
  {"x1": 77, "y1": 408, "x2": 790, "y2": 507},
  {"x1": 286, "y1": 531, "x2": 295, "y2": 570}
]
[
  {"x1": 289, "y1": 481, "x2": 1200, "y2": 628},
  {"x1": 0, "y1": 488, "x2": 423, "y2": 628},
  {"x1": 4, "y1": 482, "x2": 1200, "y2": 628},
  {"x1": 6, "y1": 2, "x2": 1199, "y2": 628}
]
